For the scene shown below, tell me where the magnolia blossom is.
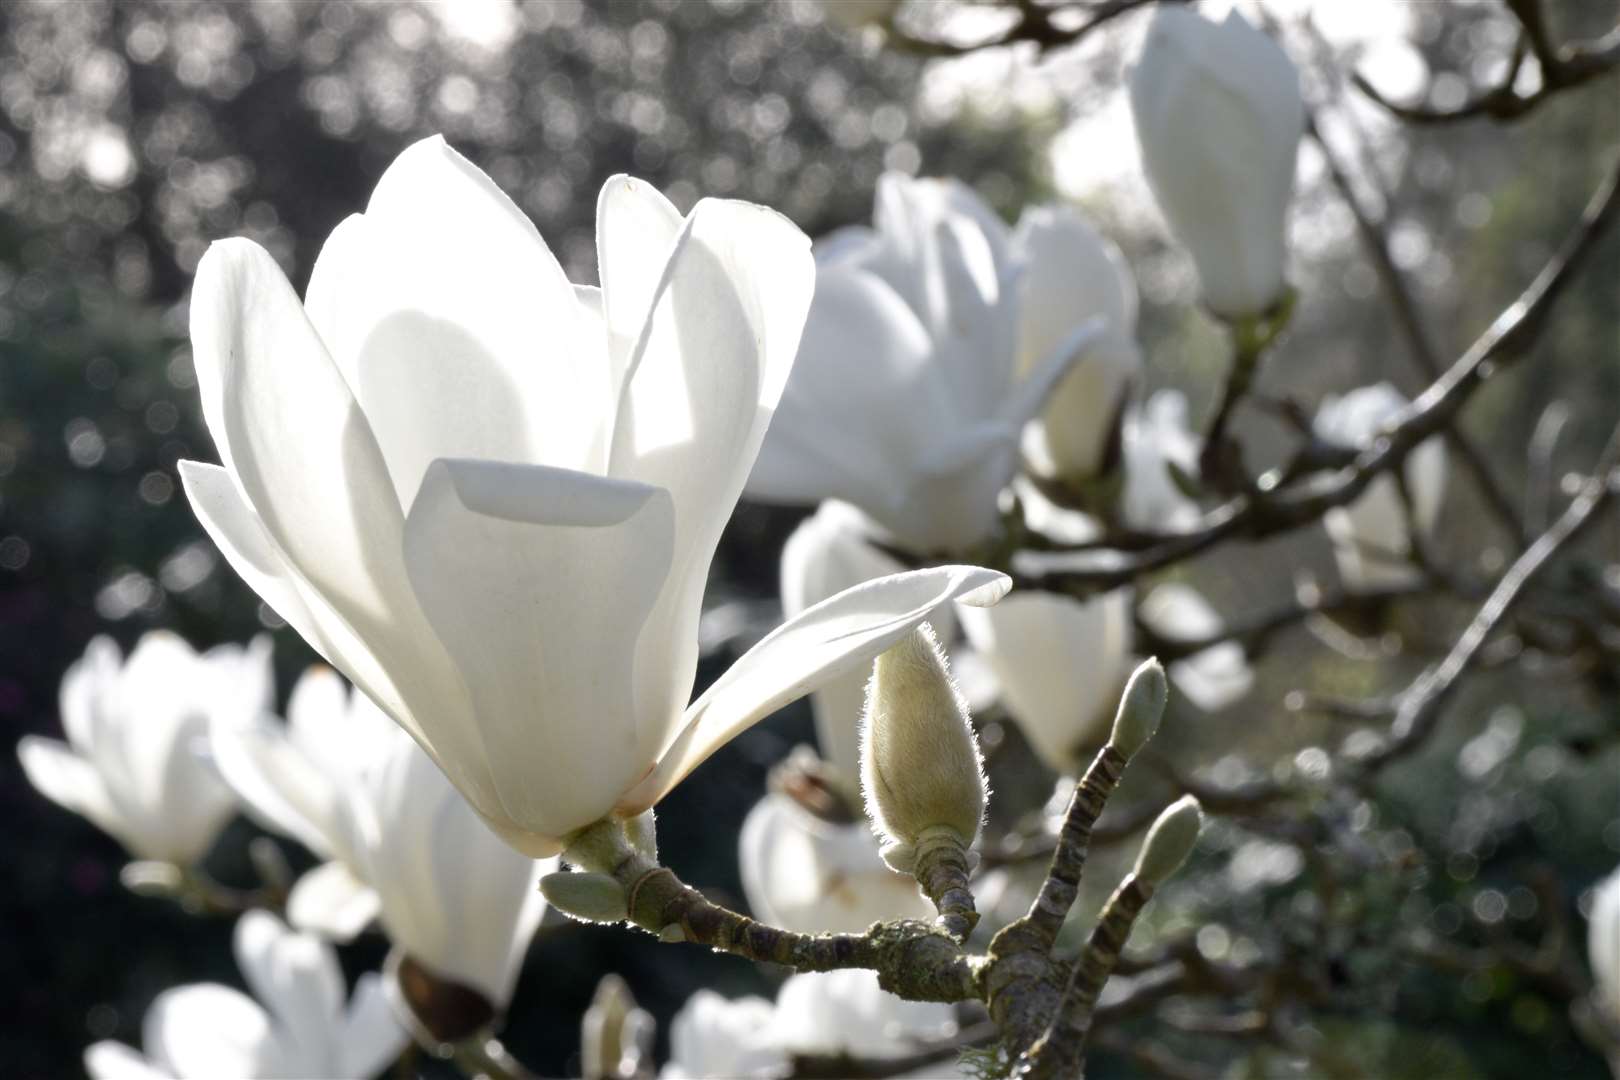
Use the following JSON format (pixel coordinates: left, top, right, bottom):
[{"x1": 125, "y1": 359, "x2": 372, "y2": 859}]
[
  {"x1": 1139, "y1": 583, "x2": 1253, "y2": 712},
  {"x1": 212, "y1": 667, "x2": 547, "y2": 1006},
  {"x1": 958, "y1": 587, "x2": 1134, "y2": 774},
  {"x1": 1129, "y1": 5, "x2": 1304, "y2": 318},
  {"x1": 1120, "y1": 390, "x2": 1203, "y2": 532},
  {"x1": 1014, "y1": 205, "x2": 1141, "y2": 481},
  {"x1": 17, "y1": 632, "x2": 270, "y2": 864},
  {"x1": 84, "y1": 910, "x2": 405, "y2": 1080},
  {"x1": 740, "y1": 792, "x2": 933, "y2": 934},
  {"x1": 747, "y1": 173, "x2": 1107, "y2": 553},
  {"x1": 1314, "y1": 383, "x2": 1447, "y2": 590},
  {"x1": 179, "y1": 135, "x2": 1008, "y2": 857},
  {"x1": 661, "y1": 970, "x2": 960, "y2": 1079},
  {"x1": 1589, "y1": 867, "x2": 1620, "y2": 1023}
]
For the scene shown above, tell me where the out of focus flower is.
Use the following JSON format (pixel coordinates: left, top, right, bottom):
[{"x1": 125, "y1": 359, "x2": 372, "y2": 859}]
[
  {"x1": 820, "y1": 0, "x2": 901, "y2": 31},
  {"x1": 213, "y1": 667, "x2": 547, "y2": 1010},
  {"x1": 958, "y1": 588, "x2": 1134, "y2": 774},
  {"x1": 748, "y1": 173, "x2": 1106, "y2": 553},
  {"x1": 1139, "y1": 583, "x2": 1253, "y2": 711},
  {"x1": 739, "y1": 791, "x2": 932, "y2": 934},
  {"x1": 1129, "y1": 5, "x2": 1303, "y2": 319},
  {"x1": 661, "y1": 970, "x2": 959, "y2": 1079},
  {"x1": 1589, "y1": 867, "x2": 1620, "y2": 1023},
  {"x1": 179, "y1": 135, "x2": 1007, "y2": 857},
  {"x1": 1120, "y1": 390, "x2": 1203, "y2": 531},
  {"x1": 17, "y1": 632, "x2": 270, "y2": 864},
  {"x1": 1014, "y1": 206, "x2": 1141, "y2": 481},
  {"x1": 1313, "y1": 383, "x2": 1447, "y2": 589},
  {"x1": 84, "y1": 910, "x2": 404, "y2": 1080}
]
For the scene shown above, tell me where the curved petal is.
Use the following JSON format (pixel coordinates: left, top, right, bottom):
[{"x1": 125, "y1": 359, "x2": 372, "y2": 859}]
[
  {"x1": 233, "y1": 910, "x2": 346, "y2": 1056},
  {"x1": 287, "y1": 861, "x2": 382, "y2": 942},
  {"x1": 403, "y1": 458, "x2": 675, "y2": 848},
  {"x1": 16, "y1": 736, "x2": 129, "y2": 850},
  {"x1": 596, "y1": 174, "x2": 684, "y2": 390},
  {"x1": 142, "y1": 984, "x2": 278, "y2": 1079},
  {"x1": 339, "y1": 974, "x2": 409, "y2": 1079},
  {"x1": 608, "y1": 196, "x2": 815, "y2": 776},
  {"x1": 84, "y1": 1042, "x2": 173, "y2": 1080},
  {"x1": 211, "y1": 716, "x2": 340, "y2": 859},
  {"x1": 997, "y1": 316, "x2": 1108, "y2": 433},
  {"x1": 59, "y1": 636, "x2": 119, "y2": 754},
  {"x1": 618, "y1": 565, "x2": 1010, "y2": 816},
  {"x1": 1011, "y1": 204, "x2": 1138, "y2": 378}
]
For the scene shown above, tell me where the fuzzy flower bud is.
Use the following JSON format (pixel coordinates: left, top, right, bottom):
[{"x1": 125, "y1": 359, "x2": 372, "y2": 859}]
[
  {"x1": 859, "y1": 623, "x2": 986, "y2": 872},
  {"x1": 1108, "y1": 658, "x2": 1169, "y2": 760},
  {"x1": 540, "y1": 871, "x2": 629, "y2": 925},
  {"x1": 1134, "y1": 795, "x2": 1204, "y2": 886}
]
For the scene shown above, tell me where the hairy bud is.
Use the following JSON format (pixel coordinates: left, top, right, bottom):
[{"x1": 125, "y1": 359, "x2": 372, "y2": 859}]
[
  {"x1": 540, "y1": 871, "x2": 629, "y2": 924},
  {"x1": 859, "y1": 623, "x2": 986, "y2": 872},
  {"x1": 1108, "y1": 658, "x2": 1169, "y2": 759},
  {"x1": 1134, "y1": 795, "x2": 1204, "y2": 885}
]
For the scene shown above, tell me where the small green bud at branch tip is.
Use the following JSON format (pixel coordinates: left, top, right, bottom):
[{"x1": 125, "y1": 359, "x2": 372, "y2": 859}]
[
  {"x1": 1108, "y1": 657, "x2": 1168, "y2": 760},
  {"x1": 1134, "y1": 795, "x2": 1203, "y2": 885}
]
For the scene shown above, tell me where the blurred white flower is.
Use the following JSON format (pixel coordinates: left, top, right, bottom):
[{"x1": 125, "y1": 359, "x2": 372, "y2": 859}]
[
  {"x1": 1313, "y1": 383, "x2": 1447, "y2": 590},
  {"x1": 661, "y1": 970, "x2": 958, "y2": 1079},
  {"x1": 83, "y1": 910, "x2": 404, "y2": 1080},
  {"x1": 739, "y1": 792, "x2": 932, "y2": 934},
  {"x1": 747, "y1": 173, "x2": 1107, "y2": 553},
  {"x1": 17, "y1": 632, "x2": 270, "y2": 864},
  {"x1": 213, "y1": 667, "x2": 547, "y2": 1008},
  {"x1": 1589, "y1": 867, "x2": 1620, "y2": 1023},
  {"x1": 820, "y1": 0, "x2": 901, "y2": 31},
  {"x1": 1014, "y1": 205, "x2": 1141, "y2": 481},
  {"x1": 1120, "y1": 390, "x2": 1203, "y2": 532},
  {"x1": 1129, "y1": 5, "x2": 1304, "y2": 318},
  {"x1": 178, "y1": 135, "x2": 1008, "y2": 857},
  {"x1": 1139, "y1": 583, "x2": 1253, "y2": 711},
  {"x1": 958, "y1": 588, "x2": 1134, "y2": 774}
]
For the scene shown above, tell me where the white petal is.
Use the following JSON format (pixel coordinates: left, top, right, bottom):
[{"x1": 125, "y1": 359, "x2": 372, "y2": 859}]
[
  {"x1": 619, "y1": 565, "x2": 1009, "y2": 816},
  {"x1": 233, "y1": 910, "x2": 346, "y2": 1057},
  {"x1": 1029, "y1": 329, "x2": 1141, "y2": 480},
  {"x1": 338, "y1": 974, "x2": 409, "y2": 1079},
  {"x1": 84, "y1": 1042, "x2": 173, "y2": 1080},
  {"x1": 996, "y1": 316, "x2": 1108, "y2": 435},
  {"x1": 1012, "y1": 204, "x2": 1138, "y2": 377},
  {"x1": 16, "y1": 737, "x2": 129, "y2": 851},
  {"x1": 211, "y1": 716, "x2": 340, "y2": 860},
  {"x1": 596, "y1": 174, "x2": 685, "y2": 389},
  {"x1": 143, "y1": 984, "x2": 279, "y2": 1079},
  {"x1": 287, "y1": 861, "x2": 382, "y2": 942},
  {"x1": 402, "y1": 458, "x2": 676, "y2": 848},
  {"x1": 1140, "y1": 583, "x2": 1253, "y2": 712},
  {"x1": 59, "y1": 636, "x2": 119, "y2": 753}
]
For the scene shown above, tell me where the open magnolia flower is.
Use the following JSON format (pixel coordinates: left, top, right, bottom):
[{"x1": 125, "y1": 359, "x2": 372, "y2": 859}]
[
  {"x1": 746, "y1": 172, "x2": 1108, "y2": 553},
  {"x1": 180, "y1": 136, "x2": 1008, "y2": 857},
  {"x1": 17, "y1": 632, "x2": 271, "y2": 864},
  {"x1": 212, "y1": 667, "x2": 548, "y2": 1009},
  {"x1": 84, "y1": 910, "x2": 404, "y2": 1080},
  {"x1": 1313, "y1": 382, "x2": 1447, "y2": 589}
]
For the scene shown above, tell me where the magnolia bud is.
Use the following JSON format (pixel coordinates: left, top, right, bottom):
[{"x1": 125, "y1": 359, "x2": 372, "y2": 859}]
[
  {"x1": 540, "y1": 871, "x2": 629, "y2": 924},
  {"x1": 582, "y1": 975, "x2": 654, "y2": 1080},
  {"x1": 1133, "y1": 795, "x2": 1203, "y2": 885},
  {"x1": 1108, "y1": 658, "x2": 1169, "y2": 760},
  {"x1": 859, "y1": 623, "x2": 986, "y2": 872}
]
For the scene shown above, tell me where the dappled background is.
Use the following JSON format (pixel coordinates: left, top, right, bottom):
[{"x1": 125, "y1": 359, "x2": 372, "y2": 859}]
[{"x1": 1, "y1": 0, "x2": 1616, "y2": 1077}]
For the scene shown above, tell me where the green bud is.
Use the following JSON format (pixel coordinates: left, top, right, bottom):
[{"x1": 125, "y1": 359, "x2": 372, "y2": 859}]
[
  {"x1": 1108, "y1": 658, "x2": 1168, "y2": 760},
  {"x1": 860, "y1": 623, "x2": 986, "y2": 872},
  {"x1": 1133, "y1": 795, "x2": 1203, "y2": 885},
  {"x1": 540, "y1": 871, "x2": 629, "y2": 923}
]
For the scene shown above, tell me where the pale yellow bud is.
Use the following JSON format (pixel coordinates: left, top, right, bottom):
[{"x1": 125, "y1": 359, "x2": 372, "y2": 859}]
[
  {"x1": 1108, "y1": 658, "x2": 1169, "y2": 760},
  {"x1": 1133, "y1": 795, "x2": 1203, "y2": 885},
  {"x1": 859, "y1": 623, "x2": 986, "y2": 872}
]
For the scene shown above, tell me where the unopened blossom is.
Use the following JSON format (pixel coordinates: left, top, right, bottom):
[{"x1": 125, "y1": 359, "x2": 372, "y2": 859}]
[
  {"x1": 1014, "y1": 205, "x2": 1141, "y2": 481},
  {"x1": 179, "y1": 135, "x2": 1009, "y2": 858},
  {"x1": 739, "y1": 791, "x2": 933, "y2": 934},
  {"x1": 661, "y1": 970, "x2": 959, "y2": 1079},
  {"x1": 1139, "y1": 583, "x2": 1254, "y2": 711},
  {"x1": 747, "y1": 173, "x2": 1107, "y2": 553},
  {"x1": 1129, "y1": 5, "x2": 1304, "y2": 319},
  {"x1": 1120, "y1": 390, "x2": 1203, "y2": 531},
  {"x1": 1589, "y1": 867, "x2": 1620, "y2": 1023},
  {"x1": 212, "y1": 667, "x2": 548, "y2": 1007},
  {"x1": 1314, "y1": 383, "x2": 1447, "y2": 589},
  {"x1": 84, "y1": 910, "x2": 404, "y2": 1080},
  {"x1": 17, "y1": 632, "x2": 270, "y2": 864}
]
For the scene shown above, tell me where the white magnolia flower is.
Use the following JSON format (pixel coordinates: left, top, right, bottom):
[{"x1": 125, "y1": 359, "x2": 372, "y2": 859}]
[
  {"x1": 1589, "y1": 867, "x2": 1620, "y2": 1023},
  {"x1": 739, "y1": 792, "x2": 933, "y2": 934},
  {"x1": 213, "y1": 667, "x2": 548, "y2": 1007},
  {"x1": 1120, "y1": 390, "x2": 1203, "y2": 532},
  {"x1": 1129, "y1": 5, "x2": 1304, "y2": 318},
  {"x1": 178, "y1": 135, "x2": 1008, "y2": 858},
  {"x1": 1313, "y1": 383, "x2": 1447, "y2": 590},
  {"x1": 746, "y1": 173, "x2": 1107, "y2": 553},
  {"x1": 84, "y1": 910, "x2": 405, "y2": 1080},
  {"x1": 17, "y1": 632, "x2": 270, "y2": 864},
  {"x1": 958, "y1": 588, "x2": 1134, "y2": 774},
  {"x1": 661, "y1": 970, "x2": 958, "y2": 1079},
  {"x1": 1014, "y1": 205, "x2": 1141, "y2": 481},
  {"x1": 1139, "y1": 583, "x2": 1253, "y2": 712}
]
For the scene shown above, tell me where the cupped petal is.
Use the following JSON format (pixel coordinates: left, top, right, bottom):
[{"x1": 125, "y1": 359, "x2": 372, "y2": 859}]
[
  {"x1": 403, "y1": 458, "x2": 675, "y2": 849},
  {"x1": 618, "y1": 565, "x2": 1010, "y2": 817},
  {"x1": 142, "y1": 984, "x2": 279, "y2": 1079},
  {"x1": 17, "y1": 736, "x2": 129, "y2": 850},
  {"x1": 287, "y1": 861, "x2": 382, "y2": 942},
  {"x1": 997, "y1": 316, "x2": 1108, "y2": 434},
  {"x1": 84, "y1": 1042, "x2": 173, "y2": 1080},
  {"x1": 1012, "y1": 204, "x2": 1138, "y2": 376},
  {"x1": 596, "y1": 175, "x2": 685, "y2": 389},
  {"x1": 234, "y1": 910, "x2": 346, "y2": 1058},
  {"x1": 608, "y1": 196, "x2": 815, "y2": 774},
  {"x1": 338, "y1": 974, "x2": 409, "y2": 1079}
]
